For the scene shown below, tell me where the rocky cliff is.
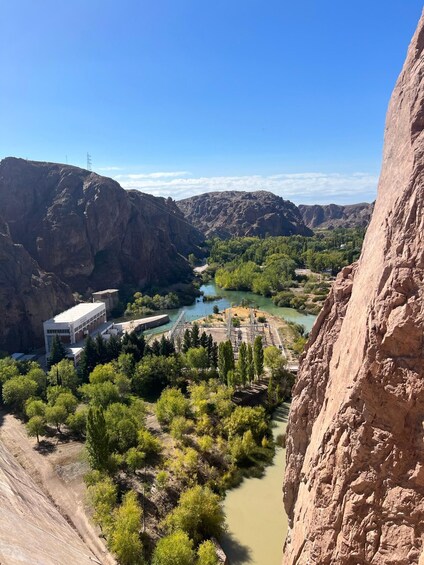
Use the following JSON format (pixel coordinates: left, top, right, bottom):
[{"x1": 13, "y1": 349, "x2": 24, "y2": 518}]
[
  {"x1": 177, "y1": 190, "x2": 312, "y2": 238},
  {"x1": 283, "y1": 12, "x2": 424, "y2": 565},
  {"x1": 299, "y1": 202, "x2": 373, "y2": 229},
  {"x1": 0, "y1": 158, "x2": 205, "y2": 352},
  {"x1": 0, "y1": 216, "x2": 74, "y2": 353}
]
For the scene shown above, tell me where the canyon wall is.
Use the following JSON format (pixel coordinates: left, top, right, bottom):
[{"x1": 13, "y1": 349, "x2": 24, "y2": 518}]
[
  {"x1": 0, "y1": 158, "x2": 205, "y2": 352},
  {"x1": 284, "y1": 12, "x2": 424, "y2": 565}
]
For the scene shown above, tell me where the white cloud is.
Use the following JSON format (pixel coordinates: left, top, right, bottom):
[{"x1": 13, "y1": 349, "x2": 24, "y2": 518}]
[
  {"x1": 97, "y1": 166, "x2": 123, "y2": 171},
  {"x1": 114, "y1": 170, "x2": 378, "y2": 205},
  {"x1": 115, "y1": 171, "x2": 190, "y2": 180}
]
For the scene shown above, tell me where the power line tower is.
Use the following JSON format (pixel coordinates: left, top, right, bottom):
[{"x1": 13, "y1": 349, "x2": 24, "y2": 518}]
[{"x1": 86, "y1": 152, "x2": 92, "y2": 171}]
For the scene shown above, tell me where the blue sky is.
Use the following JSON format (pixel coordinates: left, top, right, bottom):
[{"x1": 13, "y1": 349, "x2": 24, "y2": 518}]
[{"x1": 1, "y1": 1, "x2": 422, "y2": 204}]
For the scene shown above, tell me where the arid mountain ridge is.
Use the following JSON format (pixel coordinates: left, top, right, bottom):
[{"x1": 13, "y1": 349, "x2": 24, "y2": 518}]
[
  {"x1": 177, "y1": 190, "x2": 372, "y2": 238},
  {"x1": 0, "y1": 157, "x2": 205, "y2": 352},
  {"x1": 283, "y1": 11, "x2": 424, "y2": 564}
]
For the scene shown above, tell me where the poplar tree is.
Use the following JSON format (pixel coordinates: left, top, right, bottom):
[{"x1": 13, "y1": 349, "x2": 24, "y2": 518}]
[
  {"x1": 86, "y1": 405, "x2": 109, "y2": 470},
  {"x1": 182, "y1": 329, "x2": 192, "y2": 353},
  {"x1": 253, "y1": 335, "x2": 264, "y2": 379},
  {"x1": 247, "y1": 344, "x2": 255, "y2": 383},
  {"x1": 237, "y1": 342, "x2": 248, "y2": 386}
]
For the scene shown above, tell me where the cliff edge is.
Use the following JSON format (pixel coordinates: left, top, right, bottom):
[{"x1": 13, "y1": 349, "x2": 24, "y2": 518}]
[{"x1": 284, "y1": 12, "x2": 424, "y2": 565}]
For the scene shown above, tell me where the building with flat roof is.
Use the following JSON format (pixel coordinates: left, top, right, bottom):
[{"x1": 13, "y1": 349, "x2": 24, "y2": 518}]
[
  {"x1": 92, "y1": 289, "x2": 119, "y2": 314},
  {"x1": 43, "y1": 302, "x2": 107, "y2": 356}
]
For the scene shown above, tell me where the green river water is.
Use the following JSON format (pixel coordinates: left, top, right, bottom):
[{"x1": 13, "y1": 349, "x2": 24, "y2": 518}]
[{"x1": 146, "y1": 281, "x2": 316, "y2": 335}]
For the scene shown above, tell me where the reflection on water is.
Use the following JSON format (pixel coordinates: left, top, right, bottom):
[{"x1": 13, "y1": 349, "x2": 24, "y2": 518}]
[
  {"x1": 144, "y1": 281, "x2": 316, "y2": 336},
  {"x1": 220, "y1": 403, "x2": 290, "y2": 565}
]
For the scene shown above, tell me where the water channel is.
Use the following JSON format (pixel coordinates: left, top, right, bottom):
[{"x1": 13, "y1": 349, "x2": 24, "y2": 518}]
[
  {"x1": 145, "y1": 281, "x2": 316, "y2": 336},
  {"x1": 220, "y1": 403, "x2": 290, "y2": 565}
]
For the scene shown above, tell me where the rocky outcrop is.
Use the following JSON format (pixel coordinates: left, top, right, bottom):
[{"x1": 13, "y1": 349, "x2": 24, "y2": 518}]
[
  {"x1": 0, "y1": 158, "x2": 205, "y2": 292},
  {"x1": 177, "y1": 190, "x2": 312, "y2": 238},
  {"x1": 284, "y1": 12, "x2": 424, "y2": 565},
  {"x1": 0, "y1": 216, "x2": 74, "y2": 353},
  {"x1": 0, "y1": 158, "x2": 206, "y2": 352},
  {"x1": 0, "y1": 441, "x2": 95, "y2": 564},
  {"x1": 299, "y1": 202, "x2": 373, "y2": 229}
]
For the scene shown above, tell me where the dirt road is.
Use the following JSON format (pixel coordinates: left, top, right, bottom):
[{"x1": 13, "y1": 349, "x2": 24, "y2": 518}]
[{"x1": 0, "y1": 410, "x2": 115, "y2": 565}]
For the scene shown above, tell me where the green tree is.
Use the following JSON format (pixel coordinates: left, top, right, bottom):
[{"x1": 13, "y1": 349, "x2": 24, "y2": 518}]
[
  {"x1": 110, "y1": 491, "x2": 144, "y2": 565},
  {"x1": 247, "y1": 344, "x2": 255, "y2": 383},
  {"x1": 164, "y1": 485, "x2": 225, "y2": 543},
  {"x1": 26, "y1": 415, "x2": 46, "y2": 443},
  {"x1": 79, "y1": 335, "x2": 98, "y2": 382},
  {"x1": 264, "y1": 346, "x2": 286, "y2": 378},
  {"x1": 152, "y1": 530, "x2": 195, "y2": 565},
  {"x1": 87, "y1": 476, "x2": 117, "y2": 535},
  {"x1": 45, "y1": 403, "x2": 68, "y2": 432},
  {"x1": 212, "y1": 305, "x2": 219, "y2": 315},
  {"x1": 182, "y1": 329, "x2": 192, "y2": 353},
  {"x1": 95, "y1": 333, "x2": 108, "y2": 365},
  {"x1": 67, "y1": 407, "x2": 88, "y2": 436},
  {"x1": 253, "y1": 335, "x2": 264, "y2": 378},
  {"x1": 47, "y1": 359, "x2": 79, "y2": 392},
  {"x1": 156, "y1": 388, "x2": 189, "y2": 425},
  {"x1": 2, "y1": 376, "x2": 37, "y2": 412},
  {"x1": 237, "y1": 342, "x2": 248, "y2": 386},
  {"x1": 218, "y1": 341, "x2": 234, "y2": 382},
  {"x1": 86, "y1": 406, "x2": 110, "y2": 470},
  {"x1": 25, "y1": 398, "x2": 47, "y2": 419},
  {"x1": 186, "y1": 347, "x2": 209, "y2": 370},
  {"x1": 26, "y1": 367, "x2": 48, "y2": 396},
  {"x1": 197, "y1": 541, "x2": 219, "y2": 565},
  {"x1": 191, "y1": 322, "x2": 200, "y2": 348},
  {"x1": 47, "y1": 335, "x2": 67, "y2": 368},
  {"x1": 224, "y1": 405, "x2": 268, "y2": 442}
]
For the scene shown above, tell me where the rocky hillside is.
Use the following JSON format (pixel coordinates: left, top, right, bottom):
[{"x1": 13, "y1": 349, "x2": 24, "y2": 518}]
[
  {"x1": 0, "y1": 441, "x2": 95, "y2": 564},
  {"x1": 299, "y1": 202, "x2": 373, "y2": 229},
  {"x1": 283, "y1": 12, "x2": 424, "y2": 565},
  {"x1": 0, "y1": 216, "x2": 73, "y2": 353},
  {"x1": 177, "y1": 190, "x2": 313, "y2": 238},
  {"x1": 0, "y1": 158, "x2": 205, "y2": 352}
]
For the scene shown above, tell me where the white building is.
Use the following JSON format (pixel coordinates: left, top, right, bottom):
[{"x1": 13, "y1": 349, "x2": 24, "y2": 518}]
[{"x1": 43, "y1": 302, "x2": 108, "y2": 358}]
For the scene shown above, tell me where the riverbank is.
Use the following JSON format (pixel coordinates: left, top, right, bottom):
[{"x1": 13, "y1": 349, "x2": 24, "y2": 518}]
[{"x1": 220, "y1": 403, "x2": 289, "y2": 565}]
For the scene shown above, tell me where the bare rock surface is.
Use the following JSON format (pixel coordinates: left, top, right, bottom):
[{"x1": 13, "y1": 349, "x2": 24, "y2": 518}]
[
  {"x1": 0, "y1": 158, "x2": 205, "y2": 351},
  {"x1": 177, "y1": 190, "x2": 312, "y2": 238},
  {"x1": 284, "y1": 12, "x2": 424, "y2": 565},
  {"x1": 0, "y1": 215, "x2": 74, "y2": 352},
  {"x1": 0, "y1": 440, "x2": 96, "y2": 565},
  {"x1": 299, "y1": 202, "x2": 373, "y2": 229}
]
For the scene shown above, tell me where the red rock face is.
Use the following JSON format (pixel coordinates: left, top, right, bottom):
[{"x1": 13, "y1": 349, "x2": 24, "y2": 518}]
[{"x1": 283, "y1": 12, "x2": 424, "y2": 565}]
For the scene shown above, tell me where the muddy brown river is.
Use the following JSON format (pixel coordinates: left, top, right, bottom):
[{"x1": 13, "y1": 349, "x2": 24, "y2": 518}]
[{"x1": 220, "y1": 403, "x2": 289, "y2": 565}]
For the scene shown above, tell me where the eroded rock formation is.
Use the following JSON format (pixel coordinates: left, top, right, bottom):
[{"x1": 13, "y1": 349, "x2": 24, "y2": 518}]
[
  {"x1": 0, "y1": 158, "x2": 205, "y2": 351},
  {"x1": 0, "y1": 216, "x2": 74, "y2": 353},
  {"x1": 284, "y1": 12, "x2": 424, "y2": 565},
  {"x1": 177, "y1": 190, "x2": 312, "y2": 238},
  {"x1": 299, "y1": 202, "x2": 373, "y2": 230}
]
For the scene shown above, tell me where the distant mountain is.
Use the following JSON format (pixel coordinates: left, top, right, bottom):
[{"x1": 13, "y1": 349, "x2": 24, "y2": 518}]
[
  {"x1": 177, "y1": 190, "x2": 313, "y2": 238},
  {"x1": 0, "y1": 157, "x2": 205, "y2": 351},
  {"x1": 299, "y1": 202, "x2": 373, "y2": 229}
]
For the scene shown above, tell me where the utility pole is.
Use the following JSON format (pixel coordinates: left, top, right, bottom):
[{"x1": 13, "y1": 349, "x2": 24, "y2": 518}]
[{"x1": 86, "y1": 152, "x2": 92, "y2": 171}]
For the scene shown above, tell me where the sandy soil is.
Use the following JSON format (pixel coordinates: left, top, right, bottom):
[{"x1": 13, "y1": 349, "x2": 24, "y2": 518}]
[{"x1": 0, "y1": 410, "x2": 115, "y2": 565}]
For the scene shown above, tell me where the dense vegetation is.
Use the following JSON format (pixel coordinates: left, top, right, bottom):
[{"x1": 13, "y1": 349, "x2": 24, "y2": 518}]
[
  {"x1": 208, "y1": 228, "x2": 364, "y2": 313},
  {"x1": 0, "y1": 322, "x2": 293, "y2": 564},
  {"x1": 125, "y1": 292, "x2": 180, "y2": 317}
]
